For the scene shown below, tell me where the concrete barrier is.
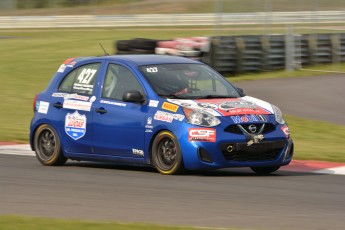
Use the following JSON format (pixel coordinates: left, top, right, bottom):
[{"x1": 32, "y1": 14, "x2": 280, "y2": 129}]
[{"x1": 0, "y1": 11, "x2": 344, "y2": 28}]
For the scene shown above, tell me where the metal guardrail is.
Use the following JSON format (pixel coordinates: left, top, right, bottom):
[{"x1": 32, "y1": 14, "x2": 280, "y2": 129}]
[{"x1": 0, "y1": 11, "x2": 345, "y2": 28}]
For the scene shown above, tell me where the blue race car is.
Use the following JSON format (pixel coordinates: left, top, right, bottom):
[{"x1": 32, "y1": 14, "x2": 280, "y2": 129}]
[{"x1": 30, "y1": 55, "x2": 293, "y2": 175}]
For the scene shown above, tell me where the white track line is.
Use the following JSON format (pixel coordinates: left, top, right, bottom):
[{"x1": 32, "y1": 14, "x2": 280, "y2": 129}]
[
  {"x1": 314, "y1": 166, "x2": 345, "y2": 175},
  {"x1": 0, "y1": 144, "x2": 35, "y2": 156}
]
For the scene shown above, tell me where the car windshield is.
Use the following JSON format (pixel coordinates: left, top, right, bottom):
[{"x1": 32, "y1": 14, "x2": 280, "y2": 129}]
[{"x1": 139, "y1": 63, "x2": 241, "y2": 99}]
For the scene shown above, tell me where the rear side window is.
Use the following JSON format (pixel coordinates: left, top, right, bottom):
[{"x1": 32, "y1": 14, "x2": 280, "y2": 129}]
[
  {"x1": 102, "y1": 63, "x2": 144, "y2": 101},
  {"x1": 58, "y1": 63, "x2": 101, "y2": 95}
]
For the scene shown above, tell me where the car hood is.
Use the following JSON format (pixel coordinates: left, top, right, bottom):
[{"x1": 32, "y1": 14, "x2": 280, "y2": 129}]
[{"x1": 167, "y1": 96, "x2": 274, "y2": 117}]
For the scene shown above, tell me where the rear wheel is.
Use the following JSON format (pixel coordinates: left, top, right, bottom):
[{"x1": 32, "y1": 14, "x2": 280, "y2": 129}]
[
  {"x1": 151, "y1": 131, "x2": 184, "y2": 175},
  {"x1": 34, "y1": 124, "x2": 67, "y2": 166},
  {"x1": 251, "y1": 166, "x2": 280, "y2": 175}
]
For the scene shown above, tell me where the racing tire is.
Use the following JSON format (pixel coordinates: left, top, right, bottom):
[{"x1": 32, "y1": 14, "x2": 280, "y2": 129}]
[
  {"x1": 130, "y1": 38, "x2": 157, "y2": 50},
  {"x1": 116, "y1": 40, "x2": 131, "y2": 51},
  {"x1": 130, "y1": 49, "x2": 155, "y2": 54},
  {"x1": 250, "y1": 166, "x2": 280, "y2": 175},
  {"x1": 34, "y1": 124, "x2": 67, "y2": 166},
  {"x1": 151, "y1": 131, "x2": 184, "y2": 175}
]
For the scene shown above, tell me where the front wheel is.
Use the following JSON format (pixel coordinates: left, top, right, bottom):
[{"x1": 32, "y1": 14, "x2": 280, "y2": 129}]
[
  {"x1": 250, "y1": 166, "x2": 280, "y2": 175},
  {"x1": 151, "y1": 131, "x2": 184, "y2": 175},
  {"x1": 34, "y1": 124, "x2": 67, "y2": 166}
]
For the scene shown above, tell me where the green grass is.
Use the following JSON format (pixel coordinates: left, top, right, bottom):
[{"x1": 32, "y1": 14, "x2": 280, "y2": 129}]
[
  {"x1": 1, "y1": 27, "x2": 345, "y2": 162},
  {"x1": 0, "y1": 216, "x2": 228, "y2": 230},
  {"x1": 285, "y1": 115, "x2": 345, "y2": 162}
]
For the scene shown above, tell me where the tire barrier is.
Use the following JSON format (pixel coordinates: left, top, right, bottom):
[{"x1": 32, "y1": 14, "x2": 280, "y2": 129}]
[
  {"x1": 115, "y1": 38, "x2": 157, "y2": 55},
  {"x1": 115, "y1": 33, "x2": 345, "y2": 74}
]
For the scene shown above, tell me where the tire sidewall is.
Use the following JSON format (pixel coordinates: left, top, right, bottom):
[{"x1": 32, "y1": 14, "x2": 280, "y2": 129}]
[
  {"x1": 151, "y1": 131, "x2": 183, "y2": 175},
  {"x1": 34, "y1": 124, "x2": 64, "y2": 166}
]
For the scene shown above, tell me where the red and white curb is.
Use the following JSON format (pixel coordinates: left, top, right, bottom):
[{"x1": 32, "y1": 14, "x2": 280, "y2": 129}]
[
  {"x1": 1, "y1": 144, "x2": 345, "y2": 175},
  {"x1": 281, "y1": 160, "x2": 345, "y2": 175}
]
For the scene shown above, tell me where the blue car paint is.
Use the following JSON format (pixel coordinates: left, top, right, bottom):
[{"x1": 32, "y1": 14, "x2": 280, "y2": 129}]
[{"x1": 30, "y1": 55, "x2": 293, "y2": 171}]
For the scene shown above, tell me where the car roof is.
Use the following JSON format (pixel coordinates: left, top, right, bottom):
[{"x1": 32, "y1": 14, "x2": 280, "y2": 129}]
[{"x1": 72, "y1": 55, "x2": 201, "y2": 66}]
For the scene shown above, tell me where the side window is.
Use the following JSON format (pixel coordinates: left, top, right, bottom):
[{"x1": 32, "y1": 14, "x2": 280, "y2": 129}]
[
  {"x1": 102, "y1": 64, "x2": 143, "y2": 101},
  {"x1": 58, "y1": 63, "x2": 101, "y2": 95}
]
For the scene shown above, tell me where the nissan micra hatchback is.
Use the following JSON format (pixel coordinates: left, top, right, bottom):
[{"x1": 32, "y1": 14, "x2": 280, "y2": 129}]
[{"x1": 30, "y1": 55, "x2": 293, "y2": 175}]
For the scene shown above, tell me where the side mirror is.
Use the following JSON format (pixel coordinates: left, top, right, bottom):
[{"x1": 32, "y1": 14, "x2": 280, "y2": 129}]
[
  {"x1": 123, "y1": 90, "x2": 145, "y2": 103},
  {"x1": 236, "y1": 87, "x2": 246, "y2": 96}
]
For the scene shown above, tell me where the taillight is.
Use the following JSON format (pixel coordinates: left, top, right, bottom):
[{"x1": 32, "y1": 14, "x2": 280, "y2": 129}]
[{"x1": 33, "y1": 94, "x2": 38, "y2": 112}]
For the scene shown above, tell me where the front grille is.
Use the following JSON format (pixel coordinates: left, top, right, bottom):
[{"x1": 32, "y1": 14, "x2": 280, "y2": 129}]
[
  {"x1": 224, "y1": 123, "x2": 276, "y2": 134},
  {"x1": 220, "y1": 140, "x2": 286, "y2": 162}
]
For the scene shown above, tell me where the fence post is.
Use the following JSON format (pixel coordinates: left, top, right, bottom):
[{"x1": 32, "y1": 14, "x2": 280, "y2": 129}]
[
  {"x1": 285, "y1": 26, "x2": 295, "y2": 71},
  {"x1": 331, "y1": 34, "x2": 340, "y2": 64}
]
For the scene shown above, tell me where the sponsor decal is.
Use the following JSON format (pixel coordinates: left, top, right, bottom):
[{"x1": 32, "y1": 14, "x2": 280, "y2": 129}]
[
  {"x1": 149, "y1": 100, "x2": 159, "y2": 107},
  {"x1": 100, "y1": 100, "x2": 126, "y2": 107},
  {"x1": 52, "y1": 92, "x2": 68, "y2": 98},
  {"x1": 63, "y1": 100, "x2": 92, "y2": 111},
  {"x1": 145, "y1": 129, "x2": 153, "y2": 133},
  {"x1": 66, "y1": 62, "x2": 76, "y2": 67},
  {"x1": 89, "y1": 96, "x2": 96, "y2": 103},
  {"x1": 145, "y1": 117, "x2": 153, "y2": 129},
  {"x1": 146, "y1": 67, "x2": 158, "y2": 73},
  {"x1": 154, "y1": 111, "x2": 173, "y2": 123},
  {"x1": 162, "y1": 102, "x2": 179, "y2": 112},
  {"x1": 57, "y1": 64, "x2": 66, "y2": 73},
  {"x1": 35, "y1": 101, "x2": 40, "y2": 111},
  {"x1": 132, "y1": 148, "x2": 144, "y2": 156},
  {"x1": 72, "y1": 83, "x2": 93, "y2": 93},
  {"x1": 281, "y1": 125, "x2": 290, "y2": 139},
  {"x1": 65, "y1": 111, "x2": 86, "y2": 140},
  {"x1": 37, "y1": 101, "x2": 49, "y2": 114},
  {"x1": 154, "y1": 111, "x2": 185, "y2": 123},
  {"x1": 247, "y1": 134, "x2": 264, "y2": 146},
  {"x1": 188, "y1": 128, "x2": 216, "y2": 142},
  {"x1": 231, "y1": 114, "x2": 266, "y2": 124},
  {"x1": 64, "y1": 94, "x2": 90, "y2": 101}
]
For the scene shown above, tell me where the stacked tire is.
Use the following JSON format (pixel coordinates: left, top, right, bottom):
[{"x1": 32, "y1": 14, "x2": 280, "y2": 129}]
[
  {"x1": 155, "y1": 37, "x2": 210, "y2": 60},
  {"x1": 115, "y1": 38, "x2": 157, "y2": 55}
]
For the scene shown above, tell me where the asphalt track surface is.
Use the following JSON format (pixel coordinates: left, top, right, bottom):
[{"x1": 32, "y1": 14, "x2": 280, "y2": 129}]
[
  {"x1": 1, "y1": 74, "x2": 345, "y2": 229},
  {"x1": 1, "y1": 154, "x2": 345, "y2": 230}
]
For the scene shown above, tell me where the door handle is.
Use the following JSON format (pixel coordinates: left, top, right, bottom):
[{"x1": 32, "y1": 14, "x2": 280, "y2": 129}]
[
  {"x1": 53, "y1": 102, "x2": 63, "y2": 108},
  {"x1": 95, "y1": 107, "x2": 107, "y2": 114}
]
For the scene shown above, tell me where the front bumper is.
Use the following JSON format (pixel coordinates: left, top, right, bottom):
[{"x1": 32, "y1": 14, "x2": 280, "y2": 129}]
[{"x1": 176, "y1": 123, "x2": 294, "y2": 170}]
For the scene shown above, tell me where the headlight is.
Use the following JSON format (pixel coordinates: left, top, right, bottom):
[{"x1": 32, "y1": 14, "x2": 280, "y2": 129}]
[
  {"x1": 183, "y1": 108, "x2": 221, "y2": 127},
  {"x1": 272, "y1": 104, "x2": 285, "y2": 124}
]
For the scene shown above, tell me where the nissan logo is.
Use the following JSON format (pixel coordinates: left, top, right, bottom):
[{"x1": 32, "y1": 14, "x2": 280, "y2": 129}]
[{"x1": 248, "y1": 124, "x2": 257, "y2": 133}]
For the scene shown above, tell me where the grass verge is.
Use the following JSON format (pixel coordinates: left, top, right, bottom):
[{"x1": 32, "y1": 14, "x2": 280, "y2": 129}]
[
  {"x1": 0, "y1": 215, "x2": 230, "y2": 230},
  {"x1": 285, "y1": 115, "x2": 345, "y2": 162}
]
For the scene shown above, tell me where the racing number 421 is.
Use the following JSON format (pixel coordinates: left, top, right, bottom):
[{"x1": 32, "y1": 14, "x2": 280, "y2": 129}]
[{"x1": 77, "y1": 69, "x2": 97, "y2": 84}]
